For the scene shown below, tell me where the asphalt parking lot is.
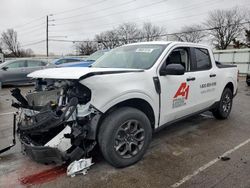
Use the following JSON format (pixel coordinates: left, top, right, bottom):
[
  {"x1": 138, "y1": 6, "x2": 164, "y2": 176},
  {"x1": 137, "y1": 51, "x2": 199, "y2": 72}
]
[{"x1": 0, "y1": 78, "x2": 250, "y2": 188}]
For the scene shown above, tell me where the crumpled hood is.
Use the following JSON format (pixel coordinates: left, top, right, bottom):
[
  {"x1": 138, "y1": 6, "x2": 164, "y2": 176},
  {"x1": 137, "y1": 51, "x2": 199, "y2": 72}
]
[{"x1": 28, "y1": 67, "x2": 143, "y2": 80}]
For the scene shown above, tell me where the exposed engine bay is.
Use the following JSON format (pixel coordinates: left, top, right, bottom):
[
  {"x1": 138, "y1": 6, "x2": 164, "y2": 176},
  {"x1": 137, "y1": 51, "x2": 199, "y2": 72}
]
[{"x1": 11, "y1": 79, "x2": 100, "y2": 164}]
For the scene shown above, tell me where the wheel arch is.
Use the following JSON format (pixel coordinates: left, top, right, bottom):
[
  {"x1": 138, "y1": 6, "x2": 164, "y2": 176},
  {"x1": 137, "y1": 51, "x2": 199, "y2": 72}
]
[
  {"x1": 224, "y1": 81, "x2": 234, "y2": 94},
  {"x1": 94, "y1": 97, "x2": 156, "y2": 140}
]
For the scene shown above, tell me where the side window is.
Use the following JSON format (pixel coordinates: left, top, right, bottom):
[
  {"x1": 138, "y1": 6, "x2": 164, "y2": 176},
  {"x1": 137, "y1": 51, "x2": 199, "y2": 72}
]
[
  {"x1": 166, "y1": 48, "x2": 190, "y2": 72},
  {"x1": 56, "y1": 59, "x2": 65, "y2": 65},
  {"x1": 27, "y1": 60, "x2": 44, "y2": 67},
  {"x1": 66, "y1": 59, "x2": 79, "y2": 63},
  {"x1": 194, "y1": 48, "x2": 212, "y2": 71},
  {"x1": 6, "y1": 60, "x2": 26, "y2": 69}
]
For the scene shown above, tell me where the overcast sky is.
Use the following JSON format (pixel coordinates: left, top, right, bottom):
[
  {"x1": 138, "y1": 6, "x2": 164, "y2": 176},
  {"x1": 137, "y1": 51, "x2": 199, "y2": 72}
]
[{"x1": 0, "y1": 0, "x2": 249, "y2": 55}]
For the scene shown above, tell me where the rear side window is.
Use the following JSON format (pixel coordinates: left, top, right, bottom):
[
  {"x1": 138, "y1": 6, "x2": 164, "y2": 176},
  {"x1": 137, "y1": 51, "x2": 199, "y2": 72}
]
[
  {"x1": 27, "y1": 60, "x2": 46, "y2": 67},
  {"x1": 66, "y1": 59, "x2": 80, "y2": 63},
  {"x1": 194, "y1": 48, "x2": 211, "y2": 71}
]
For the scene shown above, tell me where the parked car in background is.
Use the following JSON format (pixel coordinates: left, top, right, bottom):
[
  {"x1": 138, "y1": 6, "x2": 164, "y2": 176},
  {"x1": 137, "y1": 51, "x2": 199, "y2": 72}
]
[
  {"x1": 51, "y1": 57, "x2": 82, "y2": 65},
  {"x1": 59, "y1": 50, "x2": 109, "y2": 68},
  {"x1": 246, "y1": 71, "x2": 250, "y2": 86},
  {"x1": 0, "y1": 59, "x2": 49, "y2": 88}
]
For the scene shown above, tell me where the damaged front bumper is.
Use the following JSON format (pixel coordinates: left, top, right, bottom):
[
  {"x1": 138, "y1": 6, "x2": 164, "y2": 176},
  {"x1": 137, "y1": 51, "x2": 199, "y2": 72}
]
[
  {"x1": 11, "y1": 80, "x2": 99, "y2": 164},
  {"x1": 20, "y1": 139, "x2": 66, "y2": 164}
]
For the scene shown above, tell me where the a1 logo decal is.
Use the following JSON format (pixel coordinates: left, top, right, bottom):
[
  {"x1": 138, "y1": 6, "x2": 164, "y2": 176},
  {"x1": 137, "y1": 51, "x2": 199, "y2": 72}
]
[{"x1": 174, "y1": 82, "x2": 189, "y2": 100}]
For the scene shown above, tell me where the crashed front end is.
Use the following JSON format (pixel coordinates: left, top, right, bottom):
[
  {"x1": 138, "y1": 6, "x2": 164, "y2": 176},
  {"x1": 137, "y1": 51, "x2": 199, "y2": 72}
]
[{"x1": 12, "y1": 78, "x2": 99, "y2": 164}]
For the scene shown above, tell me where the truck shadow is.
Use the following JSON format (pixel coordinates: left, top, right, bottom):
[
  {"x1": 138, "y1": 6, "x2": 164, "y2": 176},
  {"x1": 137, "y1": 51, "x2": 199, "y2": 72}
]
[{"x1": 90, "y1": 112, "x2": 215, "y2": 164}]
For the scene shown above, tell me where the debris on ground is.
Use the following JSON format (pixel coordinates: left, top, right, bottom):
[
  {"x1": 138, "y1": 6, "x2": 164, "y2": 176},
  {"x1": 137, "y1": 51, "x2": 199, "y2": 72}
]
[
  {"x1": 219, "y1": 156, "x2": 231, "y2": 161},
  {"x1": 67, "y1": 158, "x2": 93, "y2": 177}
]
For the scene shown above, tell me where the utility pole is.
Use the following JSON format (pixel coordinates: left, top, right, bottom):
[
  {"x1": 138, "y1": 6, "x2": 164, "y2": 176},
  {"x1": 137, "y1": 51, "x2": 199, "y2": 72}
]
[{"x1": 46, "y1": 15, "x2": 49, "y2": 57}]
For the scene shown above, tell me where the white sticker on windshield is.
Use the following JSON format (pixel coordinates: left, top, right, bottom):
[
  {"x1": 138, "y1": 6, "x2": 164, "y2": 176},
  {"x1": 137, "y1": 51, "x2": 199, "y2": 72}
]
[{"x1": 135, "y1": 48, "x2": 155, "y2": 53}]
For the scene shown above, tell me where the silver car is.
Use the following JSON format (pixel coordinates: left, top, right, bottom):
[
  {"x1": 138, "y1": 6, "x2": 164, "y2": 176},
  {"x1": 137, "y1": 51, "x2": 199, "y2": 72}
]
[{"x1": 0, "y1": 59, "x2": 49, "y2": 88}]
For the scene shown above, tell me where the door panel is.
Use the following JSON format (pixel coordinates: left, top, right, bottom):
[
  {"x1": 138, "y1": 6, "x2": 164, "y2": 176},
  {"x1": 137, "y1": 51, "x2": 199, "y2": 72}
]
[
  {"x1": 2, "y1": 60, "x2": 27, "y2": 83},
  {"x1": 190, "y1": 48, "x2": 218, "y2": 109},
  {"x1": 159, "y1": 72, "x2": 198, "y2": 124},
  {"x1": 25, "y1": 60, "x2": 47, "y2": 80},
  {"x1": 158, "y1": 47, "x2": 198, "y2": 125}
]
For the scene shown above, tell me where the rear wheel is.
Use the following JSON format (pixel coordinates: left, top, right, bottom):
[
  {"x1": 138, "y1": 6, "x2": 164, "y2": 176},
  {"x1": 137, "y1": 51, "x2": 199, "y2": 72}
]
[
  {"x1": 212, "y1": 88, "x2": 233, "y2": 119},
  {"x1": 98, "y1": 107, "x2": 152, "y2": 168},
  {"x1": 247, "y1": 82, "x2": 250, "y2": 86}
]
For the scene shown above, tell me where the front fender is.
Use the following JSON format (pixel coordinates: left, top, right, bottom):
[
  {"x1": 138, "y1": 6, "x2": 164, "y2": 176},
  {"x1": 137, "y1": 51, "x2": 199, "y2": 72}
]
[{"x1": 91, "y1": 91, "x2": 159, "y2": 126}]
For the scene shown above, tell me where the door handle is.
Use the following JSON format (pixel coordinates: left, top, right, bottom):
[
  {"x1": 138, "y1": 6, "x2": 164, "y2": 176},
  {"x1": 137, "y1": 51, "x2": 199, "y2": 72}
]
[
  {"x1": 186, "y1": 77, "x2": 196, "y2": 81},
  {"x1": 210, "y1": 74, "x2": 216, "y2": 78}
]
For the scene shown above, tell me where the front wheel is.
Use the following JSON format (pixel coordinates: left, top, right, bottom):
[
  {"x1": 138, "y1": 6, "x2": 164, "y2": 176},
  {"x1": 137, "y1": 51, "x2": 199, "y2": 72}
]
[
  {"x1": 98, "y1": 107, "x2": 152, "y2": 168},
  {"x1": 212, "y1": 88, "x2": 233, "y2": 119}
]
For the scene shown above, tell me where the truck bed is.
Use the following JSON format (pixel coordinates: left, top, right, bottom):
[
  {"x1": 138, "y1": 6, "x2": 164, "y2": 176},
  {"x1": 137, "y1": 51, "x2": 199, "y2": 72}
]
[{"x1": 215, "y1": 61, "x2": 237, "y2": 68}]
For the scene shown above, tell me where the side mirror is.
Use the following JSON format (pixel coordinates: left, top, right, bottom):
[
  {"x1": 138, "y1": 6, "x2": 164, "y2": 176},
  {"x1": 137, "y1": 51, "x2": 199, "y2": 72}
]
[
  {"x1": 1, "y1": 67, "x2": 8, "y2": 71},
  {"x1": 160, "y1": 63, "x2": 185, "y2": 76}
]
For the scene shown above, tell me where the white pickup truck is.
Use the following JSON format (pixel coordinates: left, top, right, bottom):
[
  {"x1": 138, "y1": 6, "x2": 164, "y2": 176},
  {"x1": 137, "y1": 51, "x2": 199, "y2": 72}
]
[{"x1": 11, "y1": 41, "x2": 238, "y2": 168}]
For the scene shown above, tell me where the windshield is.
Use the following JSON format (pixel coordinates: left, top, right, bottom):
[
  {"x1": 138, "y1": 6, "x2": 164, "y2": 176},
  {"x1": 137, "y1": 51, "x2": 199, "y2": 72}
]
[
  {"x1": 86, "y1": 50, "x2": 106, "y2": 61},
  {"x1": 92, "y1": 44, "x2": 167, "y2": 69}
]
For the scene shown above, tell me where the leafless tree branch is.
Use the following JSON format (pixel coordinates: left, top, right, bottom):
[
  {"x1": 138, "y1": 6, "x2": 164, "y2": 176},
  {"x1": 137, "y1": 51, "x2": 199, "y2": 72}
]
[
  {"x1": 205, "y1": 7, "x2": 244, "y2": 49},
  {"x1": 1, "y1": 29, "x2": 21, "y2": 57},
  {"x1": 75, "y1": 41, "x2": 98, "y2": 55},
  {"x1": 175, "y1": 24, "x2": 205, "y2": 43}
]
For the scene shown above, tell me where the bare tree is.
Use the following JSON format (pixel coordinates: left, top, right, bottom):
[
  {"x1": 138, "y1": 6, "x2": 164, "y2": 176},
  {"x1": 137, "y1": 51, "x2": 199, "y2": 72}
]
[
  {"x1": 175, "y1": 25, "x2": 205, "y2": 43},
  {"x1": 20, "y1": 48, "x2": 34, "y2": 57},
  {"x1": 1, "y1": 29, "x2": 21, "y2": 57},
  {"x1": 141, "y1": 22, "x2": 164, "y2": 41},
  {"x1": 0, "y1": 41, "x2": 3, "y2": 53},
  {"x1": 243, "y1": 10, "x2": 250, "y2": 47},
  {"x1": 95, "y1": 30, "x2": 120, "y2": 49},
  {"x1": 245, "y1": 30, "x2": 250, "y2": 47},
  {"x1": 75, "y1": 41, "x2": 97, "y2": 55},
  {"x1": 205, "y1": 7, "x2": 244, "y2": 49},
  {"x1": 117, "y1": 22, "x2": 141, "y2": 44}
]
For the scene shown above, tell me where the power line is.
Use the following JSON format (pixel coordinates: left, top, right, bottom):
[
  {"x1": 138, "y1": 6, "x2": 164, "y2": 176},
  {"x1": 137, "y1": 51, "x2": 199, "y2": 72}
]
[
  {"x1": 19, "y1": 31, "x2": 45, "y2": 38},
  {"x1": 18, "y1": 24, "x2": 46, "y2": 36},
  {"x1": 53, "y1": 0, "x2": 109, "y2": 16},
  {"x1": 10, "y1": 16, "x2": 45, "y2": 29},
  {"x1": 9, "y1": 0, "x2": 247, "y2": 54},
  {"x1": 50, "y1": 12, "x2": 209, "y2": 38},
  {"x1": 50, "y1": 0, "x2": 224, "y2": 36},
  {"x1": 17, "y1": 23, "x2": 46, "y2": 35},
  {"x1": 48, "y1": 21, "x2": 250, "y2": 43},
  {"x1": 49, "y1": 39, "x2": 90, "y2": 43},
  {"x1": 50, "y1": 2, "x2": 250, "y2": 40},
  {"x1": 54, "y1": 0, "x2": 168, "y2": 26},
  {"x1": 15, "y1": 21, "x2": 46, "y2": 32},
  {"x1": 20, "y1": 40, "x2": 46, "y2": 48},
  {"x1": 55, "y1": 0, "x2": 136, "y2": 22},
  {"x1": 50, "y1": 0, "x2": 229, "y2": 34},
  {"x1": 20, "y1": 37, "x2": 46, "y2": 44}
]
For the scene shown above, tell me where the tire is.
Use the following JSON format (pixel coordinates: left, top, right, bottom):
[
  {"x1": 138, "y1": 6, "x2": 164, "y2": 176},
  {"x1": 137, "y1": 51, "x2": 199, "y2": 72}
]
[
  {"x1": 247, "y1": 82, "x2": 250, "y2": 86},
  {"x1": 212, "y1": 88, "x2": 233, "y2": 119},
  {"x1": 98, "y1": 107, "x2": 152, "y2": 168}
]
